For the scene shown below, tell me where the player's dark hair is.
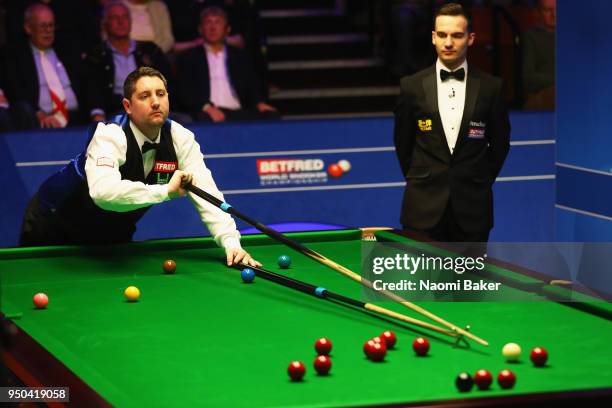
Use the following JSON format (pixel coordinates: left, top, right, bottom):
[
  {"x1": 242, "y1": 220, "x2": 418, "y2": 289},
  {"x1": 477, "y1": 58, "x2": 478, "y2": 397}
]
[
  {"x1": 123, "y1": 67, "x2": 168, "y2": 99},
  {"x1": 434, "y1": 3, "x2": 473, "y2": 32}
]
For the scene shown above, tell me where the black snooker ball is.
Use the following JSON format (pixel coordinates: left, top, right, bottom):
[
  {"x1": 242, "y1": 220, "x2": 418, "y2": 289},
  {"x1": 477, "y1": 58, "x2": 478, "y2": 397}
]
[{"x1": 455, "y1": 372, "x2": 474, "y2": 392}]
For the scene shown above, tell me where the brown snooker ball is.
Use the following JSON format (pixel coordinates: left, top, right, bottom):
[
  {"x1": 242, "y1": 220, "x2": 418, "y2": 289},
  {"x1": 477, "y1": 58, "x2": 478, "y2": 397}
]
[{"x1": 163, "y1": 259, "x2": 176, "y2": 274}]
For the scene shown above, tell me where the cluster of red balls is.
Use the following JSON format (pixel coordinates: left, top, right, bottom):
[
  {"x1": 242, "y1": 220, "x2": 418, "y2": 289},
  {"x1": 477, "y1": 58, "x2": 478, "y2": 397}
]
[
  {"x1": 362, "y1": 330, "x2": 396, "y2": 362},
  {"x1": 287, "y1": 337, "x2": 334, "y2": 381}
]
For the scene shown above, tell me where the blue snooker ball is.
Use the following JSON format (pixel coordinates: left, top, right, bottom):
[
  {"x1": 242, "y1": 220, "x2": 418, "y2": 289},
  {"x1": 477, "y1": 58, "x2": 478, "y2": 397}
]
[
  {"x1": 241, "y1": 268, "x2": 255, "y2": 283},
  {"x1": 278, "y1": 255, "x2": 291, "y2": 269}
]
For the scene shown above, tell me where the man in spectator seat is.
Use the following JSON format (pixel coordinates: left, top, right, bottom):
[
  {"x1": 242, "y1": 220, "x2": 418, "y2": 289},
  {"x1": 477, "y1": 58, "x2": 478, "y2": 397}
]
[
  {"x1": 177, "y1": 6, "x2": 278, "y2": 122},
  {"x1": 85, "y1": 1, "x2": 173, "y2": 122},
  {"x1": 4, "y1": 3, "x2": 85, "y2": 129}
]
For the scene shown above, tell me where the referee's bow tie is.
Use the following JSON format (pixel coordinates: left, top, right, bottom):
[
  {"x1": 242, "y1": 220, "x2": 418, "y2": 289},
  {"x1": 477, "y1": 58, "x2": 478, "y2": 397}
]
[
  {"x1": 142, "y1": 142, "x2": 160, "y2": 154},
  {"x1": 440, "y1": 68, "x2": 465, "y2": 81}
]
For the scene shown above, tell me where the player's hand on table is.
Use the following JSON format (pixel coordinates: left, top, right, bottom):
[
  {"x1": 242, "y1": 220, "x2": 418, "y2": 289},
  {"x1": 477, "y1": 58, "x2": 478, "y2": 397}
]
[
  {"x1": 167, "y1": 170, "x2": 193, "y2": 199},
  {"x1": 226, "y1": 248, "x2": 262, "y2": 267}
]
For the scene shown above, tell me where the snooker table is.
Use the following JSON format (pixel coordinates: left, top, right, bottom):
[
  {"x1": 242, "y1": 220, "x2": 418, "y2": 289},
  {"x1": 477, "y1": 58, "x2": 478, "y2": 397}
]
[{"x1": 1, "y1": 229, "x2": 611, "y2": 407}]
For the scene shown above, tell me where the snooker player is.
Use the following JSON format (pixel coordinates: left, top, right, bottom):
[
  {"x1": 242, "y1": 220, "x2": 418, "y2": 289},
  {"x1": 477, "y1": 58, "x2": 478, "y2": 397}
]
[{"x1": 20, "y1": 67, "x2": 260, "y2": 267}]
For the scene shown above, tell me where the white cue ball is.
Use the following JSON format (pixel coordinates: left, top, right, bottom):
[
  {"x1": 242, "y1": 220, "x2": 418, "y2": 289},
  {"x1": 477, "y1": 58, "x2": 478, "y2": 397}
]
[
  {"x1": 337, "y1": 159, "x2": 351, "y2": 172},
  {"x1": 502, "y1": 343, "x2": 522, "y2": 362}
]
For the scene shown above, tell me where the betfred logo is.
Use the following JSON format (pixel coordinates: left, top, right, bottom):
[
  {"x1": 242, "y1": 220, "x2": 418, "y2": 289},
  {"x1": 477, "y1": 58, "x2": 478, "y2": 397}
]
[
  {"x1": 257, "y1": 158, "x2": 327, "y2": 186},
  {"x1": 257, "y1": 159, "x2": 324, "y2": 175},
  {"x1": 154, "y1": 161, "x2": 177, "y2": 173}
]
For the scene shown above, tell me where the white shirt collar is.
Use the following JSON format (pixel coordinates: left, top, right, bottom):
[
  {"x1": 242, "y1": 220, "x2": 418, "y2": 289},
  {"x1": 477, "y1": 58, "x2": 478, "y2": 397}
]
[
  {"x1": 204, "y1": 43, "x2": 226, "y2": 57},
  {"x1": 129, "y1": 120, "x2": 161, "y2": 151},
  {"x1": 436, "y1": 58, "x2": 468, "y2": 78}
]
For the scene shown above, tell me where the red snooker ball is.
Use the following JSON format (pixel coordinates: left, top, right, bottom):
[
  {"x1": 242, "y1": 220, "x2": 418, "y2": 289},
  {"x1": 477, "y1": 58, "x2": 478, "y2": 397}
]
[
  {"x1": 363, "y1": 339, "x2": 377, "y2": 356},
  {"x1": 314, "y1": 355, "x2": 332, "y2": 375},
  {"x1": 412, "y1": 337, "x2": 430, "y2": 356},
  {"x1": 369, "y1": 341, "x2": 387, "y2": 362},
  {"x1": 327, "y1": 164, "x2": 343, "y2": 178},
  {"x1": 380, "y1": 330, "x2": 397, "y2": 349},
  {"x1": 497, "y1": 369, "x2": 517, "y2": 389},
  {"x1": 33, "y1": 293, "x2": 48, "y2": 309},
  {"x1": 363, "y1": 339, "x2": 386, "y2": 362},
  {"x1": 474, "y1": 369, "x2": 493, "y2": 390},
  {"x1": 163, "y1": 259, "x2": 176, "y2": 274},
  {"x1": 315, "y1": 338, "x2": 332, "y2": 355},
  {"x1": 530, "y1": 347, "x2": 548, "y2": 367},
  {"x1": 287, "y1": 361, "x2": 305, "y2": 381}
]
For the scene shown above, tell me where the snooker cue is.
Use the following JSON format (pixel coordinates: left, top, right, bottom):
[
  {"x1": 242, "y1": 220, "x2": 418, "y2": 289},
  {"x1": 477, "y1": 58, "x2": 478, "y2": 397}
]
[
  {"x1": 232, "y1": 264, "x2": 457, "y2": 338},
  {"x1": 186, "y1": 183, "x2": 488, "y2": 346}
]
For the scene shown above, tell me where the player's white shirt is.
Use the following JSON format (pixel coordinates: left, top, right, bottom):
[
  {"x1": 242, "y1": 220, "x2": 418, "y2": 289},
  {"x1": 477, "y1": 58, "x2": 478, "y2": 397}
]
[{"x1": 84, "y1": 120, "x2": 241, "y2": 250}]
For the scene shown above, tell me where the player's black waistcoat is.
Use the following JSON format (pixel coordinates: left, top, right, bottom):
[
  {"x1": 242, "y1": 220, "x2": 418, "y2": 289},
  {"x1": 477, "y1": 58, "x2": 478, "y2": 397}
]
[{"x1": 38, "y1": 117, "x2": 178, "y2": 244}]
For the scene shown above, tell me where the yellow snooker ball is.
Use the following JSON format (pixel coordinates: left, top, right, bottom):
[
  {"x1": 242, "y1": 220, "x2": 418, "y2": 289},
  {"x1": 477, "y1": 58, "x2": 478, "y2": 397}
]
[
  {"x1": 502, "y1": 342, "x2": 521, "y2": 362},
  {"x1": 124, "y1": 286, "x2": 140, "y2": 302}
]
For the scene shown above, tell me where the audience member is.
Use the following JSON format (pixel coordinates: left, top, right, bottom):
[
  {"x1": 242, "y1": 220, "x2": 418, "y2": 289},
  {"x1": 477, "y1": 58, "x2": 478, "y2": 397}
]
[
  {"x1": 522, "y1": 0, "x2": 555, "y2": 109},
  {"x1": 85, "y1": 1, "x2": 172, "y2": 121},
  {"x1": 6, "y1": 0, "x2": 100, "y2": 57},
  {"x1": 165, "y1": 0, "x2": 261, "y2": 52},
  {"x1": 4, "y1": 3, "x2": 85, "y2": 129},
  {"x1": 176, "y1": 6, "x2": 277, "y2": 122},
  {"x1": 122, "y1": 0, "x2": 174, "y2": 53},
  {"x1": 165, "y1": 0, "x2": 268, "y2": 92}
]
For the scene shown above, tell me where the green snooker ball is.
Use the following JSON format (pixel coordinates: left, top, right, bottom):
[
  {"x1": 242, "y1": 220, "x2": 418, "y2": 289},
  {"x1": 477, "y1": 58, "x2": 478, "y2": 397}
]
[{"x1": 278, "y1": 255, "x2": 291, "y2": 269}]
